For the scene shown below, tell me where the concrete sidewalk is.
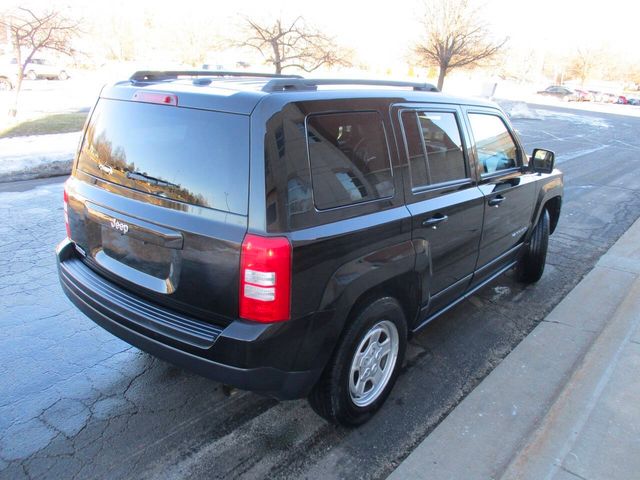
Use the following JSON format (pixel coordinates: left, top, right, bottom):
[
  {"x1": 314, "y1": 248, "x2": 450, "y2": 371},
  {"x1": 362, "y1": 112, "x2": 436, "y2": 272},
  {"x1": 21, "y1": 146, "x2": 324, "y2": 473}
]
[{"x1": 389, "y1": 218, "x2": 640, "y2": 480}]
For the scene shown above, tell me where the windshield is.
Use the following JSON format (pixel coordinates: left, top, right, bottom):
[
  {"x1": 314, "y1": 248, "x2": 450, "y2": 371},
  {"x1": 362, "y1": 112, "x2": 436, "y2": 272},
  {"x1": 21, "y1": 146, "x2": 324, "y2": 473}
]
[{"x1": 78, "y1": 98, "x2": 249, "y2": 214}]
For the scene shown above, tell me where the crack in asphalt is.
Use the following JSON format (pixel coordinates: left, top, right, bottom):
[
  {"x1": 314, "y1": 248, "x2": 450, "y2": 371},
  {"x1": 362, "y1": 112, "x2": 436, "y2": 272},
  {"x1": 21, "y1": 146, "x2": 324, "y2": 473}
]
[
  {"x1": 559, "y1": 464, "x2": 591, "y2": 480},
  {"x1": 2, "y1": 109, "x2": 640, "y2": 479},
  {"x1": 541, "y1": 318, "x2": 598, "y2": 334}
]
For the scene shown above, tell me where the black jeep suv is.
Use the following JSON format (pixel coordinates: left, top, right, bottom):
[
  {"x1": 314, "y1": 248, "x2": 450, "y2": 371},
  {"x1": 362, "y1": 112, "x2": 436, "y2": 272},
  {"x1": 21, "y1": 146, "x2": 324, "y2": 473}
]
[{"x1": 57, "y1": 71, "x2": 563, "y2": 425}]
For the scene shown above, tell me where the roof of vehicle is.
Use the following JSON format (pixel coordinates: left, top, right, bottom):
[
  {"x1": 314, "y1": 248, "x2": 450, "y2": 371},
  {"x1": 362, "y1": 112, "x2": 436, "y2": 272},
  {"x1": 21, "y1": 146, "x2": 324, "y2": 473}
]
[{"x1": 99, "y1": 71, "x2": 501, "y2": 116}]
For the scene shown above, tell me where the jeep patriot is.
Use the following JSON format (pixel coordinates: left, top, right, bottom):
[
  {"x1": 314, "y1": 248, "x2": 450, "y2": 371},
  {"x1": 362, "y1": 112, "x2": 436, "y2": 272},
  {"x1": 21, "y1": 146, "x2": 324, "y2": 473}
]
[{"x1": 57, "y1": 71, "x2": 563, "y2": 425}]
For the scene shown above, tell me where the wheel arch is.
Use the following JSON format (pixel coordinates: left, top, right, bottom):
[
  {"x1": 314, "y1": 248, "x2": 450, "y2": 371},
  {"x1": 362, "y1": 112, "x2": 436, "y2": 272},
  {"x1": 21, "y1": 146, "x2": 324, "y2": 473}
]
[
  {"x1": 341, "y1": 272, "x2": 420, "y2": 334},
  {"x1": 545, "y1": 195, "x2": 562, "y2": 234},
  {"x1": 530, "y1": 173, "x2": 563, "y2": 237},
  {"x1": 318, "y1": 239, "x2": 420, "y2": 336},
  {"x1": 0, "y1": 76, "x2": 13, "y2": 89}
]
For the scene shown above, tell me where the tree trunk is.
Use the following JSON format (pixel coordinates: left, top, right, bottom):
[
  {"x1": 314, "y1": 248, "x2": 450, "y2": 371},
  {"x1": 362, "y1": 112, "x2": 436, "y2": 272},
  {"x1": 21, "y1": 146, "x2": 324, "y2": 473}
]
[
  {"x1": 9, "y1": 44, "x2": 23, "y2": 117},
  {"x1": 10, "y1": 75, "x2": 22, "y2": 117},
  {"x1": 271, "y1": 39, "x2": 282, "y2": 74},
  {"x1": 437, "y1": 67, "x2": 447, "y2": 91}
]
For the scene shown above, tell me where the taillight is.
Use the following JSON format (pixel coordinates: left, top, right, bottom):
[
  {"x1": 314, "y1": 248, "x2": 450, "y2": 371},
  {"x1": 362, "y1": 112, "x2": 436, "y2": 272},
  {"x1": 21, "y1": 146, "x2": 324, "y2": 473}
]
[
  {"x1": 239, "y1": 234, "x2": 291, "y2": 323},
  {"x1": 63, "y1": 184, "x2": 71, "y2": 239}
]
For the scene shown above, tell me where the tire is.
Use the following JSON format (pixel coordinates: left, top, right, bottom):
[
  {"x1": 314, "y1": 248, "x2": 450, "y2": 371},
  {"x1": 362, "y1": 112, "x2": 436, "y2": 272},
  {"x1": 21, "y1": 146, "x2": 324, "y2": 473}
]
[
  {"x1": 58, "y1": 70, "x2": 68, "y2": 80},
  {"x1": 26, "y1": 70, "x2": 37, "y2": 81},
  {"x1": 308, "y1": 297, "x2": 407, "y2": 426},
  {"x1": 517, "y1": 209, "x2": 550, "y2": 283},
  {"x1": 0, "y1": 78, "x2": 11, "y2": 91}
]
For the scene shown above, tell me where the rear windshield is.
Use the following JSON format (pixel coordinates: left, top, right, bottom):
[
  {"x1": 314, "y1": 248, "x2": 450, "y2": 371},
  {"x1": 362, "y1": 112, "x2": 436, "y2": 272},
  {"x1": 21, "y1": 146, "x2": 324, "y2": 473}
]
[{"x1": 78, "y1": 98, "x2": 249, "y2": 214}]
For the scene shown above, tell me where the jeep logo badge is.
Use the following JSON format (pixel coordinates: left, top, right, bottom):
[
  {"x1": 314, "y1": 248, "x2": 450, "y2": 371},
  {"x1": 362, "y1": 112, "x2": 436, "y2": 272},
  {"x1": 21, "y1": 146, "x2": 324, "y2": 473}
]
[{"x1": 110, "y1": 218, "x2": 129, "y2": 234}]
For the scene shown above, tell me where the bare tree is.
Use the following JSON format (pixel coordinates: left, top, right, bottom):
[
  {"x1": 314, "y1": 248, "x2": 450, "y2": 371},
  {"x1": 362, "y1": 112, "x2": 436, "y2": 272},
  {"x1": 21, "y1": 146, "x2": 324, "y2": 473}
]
[
  {"x1": 99, "y1": 14, "x2": 136, "y2": 61},
  {"x1": 238, "y1": 16, "x2": 351, "y2": 74},
  {"x1": 413, "y1": 0, "x2": 507, "y2": 90},
  {"x1": 90, "y1": 9, "x2": 222, "y2": 67},
  {"x1": 0, "y1": 7, "x2": 80, "y2": 116},
  {"x1": 567, "y1": 49, "x2": 600, "y2": 87},
  {"x1": 169, "y1": 17, "x2": 224, "y2": 68}
]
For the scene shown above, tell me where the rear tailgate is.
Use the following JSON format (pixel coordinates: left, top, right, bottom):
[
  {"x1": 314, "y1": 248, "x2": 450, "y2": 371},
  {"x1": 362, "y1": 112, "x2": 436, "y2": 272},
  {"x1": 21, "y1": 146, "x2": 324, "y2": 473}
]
[{"x1": 67, "y1": 97, "x2": 249, "y2": 323}]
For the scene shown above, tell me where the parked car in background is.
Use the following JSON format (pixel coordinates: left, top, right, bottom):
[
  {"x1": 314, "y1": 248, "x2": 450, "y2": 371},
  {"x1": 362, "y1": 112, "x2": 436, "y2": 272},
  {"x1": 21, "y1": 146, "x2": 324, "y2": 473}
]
[
  {"x1": 11, "y1": 58, "x2": 69, "y2": 80},
  {"x1": 574, "y1": 89, "x2": 593, "y2": 101},
  {"x1": 616, "y1": 95, "x2": 628, "y2": 104},
  {"x1": 202, "y1": 61, "x2": 251, "y2": 71},
  {"x1": 627, "y1": 97, "x2": 640, "y2": 105},
  {"x1": 601, "y1": 92, "x2": 617, "y2": 103},
  {"x1": 589, "y1": 90, "x2": 603, "y2": 102},
  {"x1": 536, "y1": 85, "x2": 578, "y2": 102},
  {"x1": 0, "y1": 63, "x2": 17, "y2": 90}
]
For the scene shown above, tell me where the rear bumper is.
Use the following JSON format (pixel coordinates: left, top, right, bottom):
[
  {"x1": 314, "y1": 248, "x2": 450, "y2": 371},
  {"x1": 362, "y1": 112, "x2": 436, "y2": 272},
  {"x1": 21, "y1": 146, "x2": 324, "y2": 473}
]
[{"x1": 56, "y1": 239, "x2": 327, "y2": 399}]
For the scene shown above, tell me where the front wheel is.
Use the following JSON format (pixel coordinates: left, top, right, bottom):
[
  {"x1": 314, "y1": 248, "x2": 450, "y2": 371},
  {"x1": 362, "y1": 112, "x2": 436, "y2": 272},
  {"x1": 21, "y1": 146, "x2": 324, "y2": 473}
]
[
  {"x1": 58, "y1": 70, "x2": 68, "y2": 80},
  {"x1": 308, "y1": 297, "x2": 407, "y2": 426},
  {"x1": 26, "y1": 70, "x2": 37, "y2": 81},
  {"x1": 517, "y1": 209, "x2": 550, "y2": 283}
]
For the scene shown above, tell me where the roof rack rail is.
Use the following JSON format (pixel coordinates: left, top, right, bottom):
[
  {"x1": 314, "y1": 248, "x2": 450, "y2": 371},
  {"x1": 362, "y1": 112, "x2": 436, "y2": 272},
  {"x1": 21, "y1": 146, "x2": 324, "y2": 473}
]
[
  {"x1": 130, "y1": 70, "x2": 303, "y2": 82},
  {"x1": 262, "y1": 78, "x2": 439, "y2": 93}
]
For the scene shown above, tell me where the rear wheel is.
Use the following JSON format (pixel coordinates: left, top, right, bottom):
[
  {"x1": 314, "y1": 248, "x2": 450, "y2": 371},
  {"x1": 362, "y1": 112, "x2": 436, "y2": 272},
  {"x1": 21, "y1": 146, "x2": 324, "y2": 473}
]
[
  {"x1": 0, "y1": 78, "x2": 11, "y2": 91},
  {"x1": 308, "y1": 297, "x2": 407, "y2": 426},
  {"x1": 26, "y1": 70, "x2": 37, "y2": 81},
  {"x1": 517, "y1": 209, "x2": 550, "y2": 283},
  {"x1": 58, "y1": 70, "x2": 68, "y2": 80}
]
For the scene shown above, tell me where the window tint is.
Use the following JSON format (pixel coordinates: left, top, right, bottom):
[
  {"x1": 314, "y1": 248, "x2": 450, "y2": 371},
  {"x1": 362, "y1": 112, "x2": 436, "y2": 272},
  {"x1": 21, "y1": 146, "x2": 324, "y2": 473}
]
[
  {"x1": 287, "y1": 177, "x2": 312, "y2": 216},
  {"x1": 418, "y1": 112, "x2": 466, "y2": 184},
  {"x1": 307, "y1": 112, "x2": 393, "y2": 210},
  {"x1": 400, "y1": 111, "x2": 428, "y2": 188},
  {"x1": 401, "y1": 110, "x2": 467, "y2": 188},
  {"x1": 78, "y1": 99, "x2": 249, "y2": 214},
  {"x1": 468, "y1": 113, "x2": 518, "y2": 174}
]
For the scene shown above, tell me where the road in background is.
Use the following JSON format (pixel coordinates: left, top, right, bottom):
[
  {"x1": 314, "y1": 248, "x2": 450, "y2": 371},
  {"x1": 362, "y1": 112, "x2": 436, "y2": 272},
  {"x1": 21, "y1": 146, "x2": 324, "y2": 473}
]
[{"x1": 1, "y1": 103, "x2": 639, "y2": 479}]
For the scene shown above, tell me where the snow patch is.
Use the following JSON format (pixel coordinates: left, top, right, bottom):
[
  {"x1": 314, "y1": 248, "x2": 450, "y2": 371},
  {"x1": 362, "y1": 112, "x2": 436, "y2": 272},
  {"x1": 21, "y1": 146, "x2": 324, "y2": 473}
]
[
  {"x1": 0, "y1": 132, "x2": 80, "y2": 181},
  {"x1": 508, "y1": 102, "x2": 542, "y2": 120},
  {"x1": 533, "y1": 109, "x2": 611, "y2": 129},
  {"x1": 492, "y1": 286, "x2": 511, "y2": 302}
]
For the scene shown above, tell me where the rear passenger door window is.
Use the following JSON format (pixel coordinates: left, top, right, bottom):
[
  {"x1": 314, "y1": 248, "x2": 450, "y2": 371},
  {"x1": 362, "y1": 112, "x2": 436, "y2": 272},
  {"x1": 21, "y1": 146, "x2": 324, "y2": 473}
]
[
  {"x1": 467, "y1": 113, "x2": 518, "y2": 175},
  {"x1": 396, "y1": 105, "x2": 484, "y2": 311},
  {"x1": 306, "y1": 111, "x2": 393, "y2": 210},
  {"x1": 400, "y1": 110, "x2": 468, "y2": 189}
]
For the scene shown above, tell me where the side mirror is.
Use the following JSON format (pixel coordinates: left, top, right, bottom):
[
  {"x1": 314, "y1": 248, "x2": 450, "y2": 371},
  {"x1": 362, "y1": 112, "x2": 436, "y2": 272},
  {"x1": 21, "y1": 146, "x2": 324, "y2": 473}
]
[{"x1": 531, "y1": 148, "x2": 555, "y2": 174}]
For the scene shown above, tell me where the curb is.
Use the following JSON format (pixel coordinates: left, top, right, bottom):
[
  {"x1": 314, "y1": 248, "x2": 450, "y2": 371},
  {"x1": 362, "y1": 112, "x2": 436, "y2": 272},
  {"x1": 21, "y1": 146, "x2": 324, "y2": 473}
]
[{"x1": 388, "y1": 217, "x2": 640, "y2": 480}]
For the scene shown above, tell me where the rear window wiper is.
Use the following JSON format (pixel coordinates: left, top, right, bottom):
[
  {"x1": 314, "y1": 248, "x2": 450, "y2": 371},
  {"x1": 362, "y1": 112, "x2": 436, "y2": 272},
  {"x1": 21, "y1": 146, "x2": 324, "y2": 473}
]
[{"x1": 126, "y1": 171, "x2": 178, "y2": 189}]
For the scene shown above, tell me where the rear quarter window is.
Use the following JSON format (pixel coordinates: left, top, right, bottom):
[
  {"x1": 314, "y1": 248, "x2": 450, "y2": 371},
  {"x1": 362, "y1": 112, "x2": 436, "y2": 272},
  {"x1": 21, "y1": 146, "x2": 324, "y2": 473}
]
[{"x1": 306, "y1": 111, "x2": 394, "y2": 210}]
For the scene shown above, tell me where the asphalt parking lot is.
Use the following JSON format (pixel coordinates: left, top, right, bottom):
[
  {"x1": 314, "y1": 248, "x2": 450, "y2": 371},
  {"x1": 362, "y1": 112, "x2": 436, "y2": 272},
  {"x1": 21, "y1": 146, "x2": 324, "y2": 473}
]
[{"x1": 1, "y1": 101, "x2": 640, "y2": 479}]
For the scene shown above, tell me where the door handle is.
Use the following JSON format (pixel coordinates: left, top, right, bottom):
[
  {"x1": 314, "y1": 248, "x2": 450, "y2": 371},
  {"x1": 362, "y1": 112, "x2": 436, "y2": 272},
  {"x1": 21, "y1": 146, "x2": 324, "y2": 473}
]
[
  {"x1": 422, "y1": 214, "x2": 448, "y2": 229},
  {"x1": 488, "y1": 195, "x2": 505, "y2": 207}
]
